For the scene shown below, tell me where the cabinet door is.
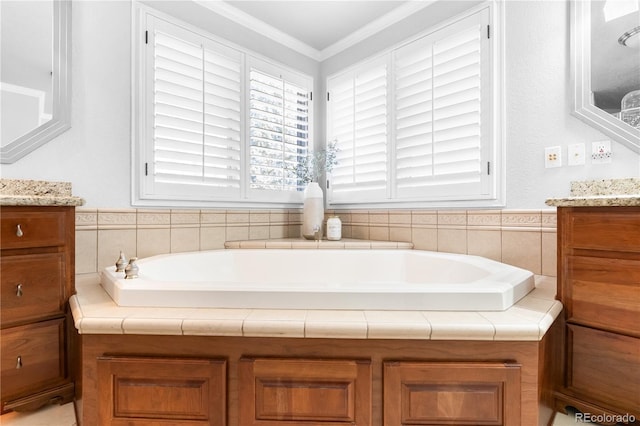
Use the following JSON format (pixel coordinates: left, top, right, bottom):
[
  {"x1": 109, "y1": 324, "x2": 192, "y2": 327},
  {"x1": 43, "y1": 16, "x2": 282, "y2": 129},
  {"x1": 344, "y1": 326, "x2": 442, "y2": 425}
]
[
  {"x1": 1, "y1": 319, "x2": 66, "y2": 400},
  {"x1": 97, "y1": 356, "x2": 226, "y2": 426},
  {"x1": 1, "y1": 253, "x2": 66, "y2": 326},
  {"x1": 238, "y1": 357, "x2": 372, "y2": 426},
  {"x1": 567, "y1": 324, "x2": 640, "y2": 416},
  {"x1": 384, "y1": 361, "x2": 521, "y2": 426}
]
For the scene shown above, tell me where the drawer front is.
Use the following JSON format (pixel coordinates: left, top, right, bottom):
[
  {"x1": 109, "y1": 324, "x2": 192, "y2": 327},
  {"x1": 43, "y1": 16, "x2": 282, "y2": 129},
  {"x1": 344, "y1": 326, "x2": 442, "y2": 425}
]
[
  {"x1": 565, "y1": 255, "x2": 640, "y2": 336},
  {"x1": 384, "y1": 361, "x2": 521, "y2": 426},
  {"x1": 567, "y1": 324, "x2": 640, "y2": 414},
  {"x1": 1, "y1": 319, "x2": 65, "y2": 399},
  {"x1": 239, "y1": 357, "x2": 372, "y2": 425},
  {"x1": 1, "y1": 253, "x2": 65, "y2": 326},
  {"x1": 0, "y1": 210, "x2": 66, "y2": 249},
  {"x1": 563, "y1": 208, "x2": 640, "y2": 252},
  {"x1": 97, "y1": 356, "x2": 226, "y2": 426}
]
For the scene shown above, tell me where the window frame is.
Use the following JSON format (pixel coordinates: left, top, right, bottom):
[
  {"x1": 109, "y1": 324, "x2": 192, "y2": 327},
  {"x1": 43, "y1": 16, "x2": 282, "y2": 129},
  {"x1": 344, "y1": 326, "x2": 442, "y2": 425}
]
[
  {"x1": 325, "y1": 2, "x2": 504, "y2": 209},
  {"x1": 131, "y1": 3, "x2": 314, "y2": 208}
]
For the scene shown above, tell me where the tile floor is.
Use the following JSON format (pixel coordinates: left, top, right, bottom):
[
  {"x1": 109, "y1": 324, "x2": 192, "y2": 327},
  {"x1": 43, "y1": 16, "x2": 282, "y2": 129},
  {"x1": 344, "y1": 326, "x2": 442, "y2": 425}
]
[{"x1": 0, "y1": 402, "x2": 587, "y2": 425}]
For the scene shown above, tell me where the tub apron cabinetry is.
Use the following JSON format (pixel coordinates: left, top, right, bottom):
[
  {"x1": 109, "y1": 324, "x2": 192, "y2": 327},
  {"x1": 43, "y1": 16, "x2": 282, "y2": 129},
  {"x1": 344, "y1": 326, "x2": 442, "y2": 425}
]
[
  {"x1": 79, "y1": 333, "x2": 560, "y2": 426},
  {"x1": 554, "y1": 206, "x2": 640, "y2": 421},
  {"x1": 0, "y1": 206, "x2": 76, "y2": 413}
]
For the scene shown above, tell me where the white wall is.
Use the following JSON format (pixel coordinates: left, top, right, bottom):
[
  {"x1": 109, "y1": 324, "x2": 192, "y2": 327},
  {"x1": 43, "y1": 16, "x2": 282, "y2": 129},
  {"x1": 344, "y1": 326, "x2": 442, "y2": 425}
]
[{"x1": 2, "y1": 0, "x2": 638, "y2": 208}]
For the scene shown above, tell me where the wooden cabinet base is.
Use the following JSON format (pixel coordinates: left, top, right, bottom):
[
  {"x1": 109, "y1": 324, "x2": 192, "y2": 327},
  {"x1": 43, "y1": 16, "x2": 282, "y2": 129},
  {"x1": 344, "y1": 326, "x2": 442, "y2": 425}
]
[
  {"x1": 79, "y1": 323, "x2": 560, "y2": 426},
  {"x1": 3, "y1": 382, "x2": 74, "y2": 413}
]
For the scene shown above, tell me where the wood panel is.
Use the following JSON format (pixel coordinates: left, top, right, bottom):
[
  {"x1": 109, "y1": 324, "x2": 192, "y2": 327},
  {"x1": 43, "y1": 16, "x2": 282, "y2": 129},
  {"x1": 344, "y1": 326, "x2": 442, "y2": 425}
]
[
  {"x1": 96, "y1": 356, "x2": 226, "y2": 426},
  {"x1": 0, "y1": 319, "x2": 66, "y2": 399},
  {"x1": 238, "y1": 357, "x2": 371, "y2": 426},
  {"x1": 383, "y1": 361, "x2": 521, "y2": 425},
  {"x1": 567, "y1": 324, "x2": 640, "y2": 414},
  {"x1": 564, "y1": 207, "x2": 640, "y2": 252},
  {"x1": 79, "y1": 333, "x2": 558, "y2": 426},
  {"x1": 1, "y1": 253, "x2": 66, "y2": 327},
  {"x1": 0, "y1": 209, "x2": 66, "y2": 249},
  {"x1": 565, "y1": 256, "x2": 640, "y2": 337}
]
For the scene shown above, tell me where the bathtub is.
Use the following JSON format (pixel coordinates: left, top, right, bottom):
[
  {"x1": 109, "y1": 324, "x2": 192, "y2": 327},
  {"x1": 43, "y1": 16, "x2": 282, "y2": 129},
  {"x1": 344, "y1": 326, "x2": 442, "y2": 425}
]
[{"x1": 100, "y1": 249, "x2": 535, "y2": 311}]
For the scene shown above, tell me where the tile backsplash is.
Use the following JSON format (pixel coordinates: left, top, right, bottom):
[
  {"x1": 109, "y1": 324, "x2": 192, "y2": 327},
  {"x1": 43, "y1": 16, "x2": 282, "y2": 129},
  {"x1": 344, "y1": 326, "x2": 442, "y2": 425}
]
[{"x1": 76, "y1": 208, "x2": 557, "y2": 276}]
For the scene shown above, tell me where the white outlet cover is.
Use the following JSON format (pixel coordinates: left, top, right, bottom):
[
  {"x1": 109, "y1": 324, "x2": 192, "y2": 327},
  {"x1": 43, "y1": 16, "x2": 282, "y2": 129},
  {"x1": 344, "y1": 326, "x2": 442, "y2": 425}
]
[
  {"x1": 568, "y1": 143, "x2": 585, "y2": 166},
  {"x1": 591, "y1": 140, "x2": 612, "y2": 164}
]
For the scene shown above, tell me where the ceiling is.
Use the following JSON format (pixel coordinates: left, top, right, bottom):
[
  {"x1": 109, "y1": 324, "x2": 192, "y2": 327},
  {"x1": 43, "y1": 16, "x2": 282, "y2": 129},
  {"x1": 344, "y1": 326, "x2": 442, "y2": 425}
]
[
  {"x1": 224, "y1": 1, "x2": 408, "y2": 51},
  {"x1": 205, "y1": 0, "x2": 435, "y2": 60}
]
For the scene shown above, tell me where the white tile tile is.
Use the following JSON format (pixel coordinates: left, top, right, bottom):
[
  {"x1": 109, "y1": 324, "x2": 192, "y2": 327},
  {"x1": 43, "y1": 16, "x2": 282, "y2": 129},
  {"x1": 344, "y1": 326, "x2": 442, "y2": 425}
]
[{"x1": 0, "y1": 402, "x2": 77, "y2": 426}]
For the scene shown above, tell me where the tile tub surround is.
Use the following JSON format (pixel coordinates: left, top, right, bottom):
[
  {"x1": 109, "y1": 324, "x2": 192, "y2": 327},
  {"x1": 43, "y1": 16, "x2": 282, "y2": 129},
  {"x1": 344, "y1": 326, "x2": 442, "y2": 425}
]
[
  {"x1": 76, "y1": 208, "x2": 557, "y2": 276},
  {"x1": 71, "y1": 273, "x2": 561, "y2": 341},
  {"x1": 0, "y1": 178, "x2": 85, "y2": 206},
  {"x1": 546, "y1": 177, "x2": 640, "y2": 207}
]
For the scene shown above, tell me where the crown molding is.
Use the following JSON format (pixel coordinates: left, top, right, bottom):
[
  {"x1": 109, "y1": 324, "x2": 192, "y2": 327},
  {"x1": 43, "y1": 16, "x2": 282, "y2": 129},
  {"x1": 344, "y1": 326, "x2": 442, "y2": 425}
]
[
  {"x1": 194, "y1": 0, "x2": 322, "y2": 60},
  {"x1": 318, "y1": 0, "x2": 436, "y2": 61},
  {"x1": 194, "y1": 0, "x2": 437, "y2": 62}
]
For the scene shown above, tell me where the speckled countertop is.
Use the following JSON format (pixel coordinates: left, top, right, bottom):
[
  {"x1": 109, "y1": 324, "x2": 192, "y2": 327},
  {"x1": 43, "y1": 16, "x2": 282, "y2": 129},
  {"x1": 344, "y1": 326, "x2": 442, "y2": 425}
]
[
  {"x1": 0, "y1": 178, "x2": 85, "y2": 206},
  {"x1": 545, "y1": 177, "x2": 640, "y2": 207},
  {"x1": 70, "y1": 273, "x2": 562, "y2": 341}
]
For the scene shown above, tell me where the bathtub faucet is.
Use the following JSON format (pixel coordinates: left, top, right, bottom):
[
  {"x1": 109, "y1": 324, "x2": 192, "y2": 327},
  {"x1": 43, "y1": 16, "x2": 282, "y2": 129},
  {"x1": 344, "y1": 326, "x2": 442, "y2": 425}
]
[{"x1": 313, "y1": 225, "x2": 321, "y2": 241}]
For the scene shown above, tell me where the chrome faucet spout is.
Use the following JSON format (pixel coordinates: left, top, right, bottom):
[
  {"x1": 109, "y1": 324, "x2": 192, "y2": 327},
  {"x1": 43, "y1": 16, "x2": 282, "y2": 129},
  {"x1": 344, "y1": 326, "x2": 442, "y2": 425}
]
[{"x1": 313, "y1": 224, "x2": 321, "y2": 241}]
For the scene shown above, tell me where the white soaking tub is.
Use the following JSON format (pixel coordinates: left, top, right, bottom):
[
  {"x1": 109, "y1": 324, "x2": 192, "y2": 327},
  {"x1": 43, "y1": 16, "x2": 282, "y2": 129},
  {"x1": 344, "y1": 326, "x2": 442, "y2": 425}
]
[{"x1": 100, "y1": 249, "x2": 535, "y2": 311}]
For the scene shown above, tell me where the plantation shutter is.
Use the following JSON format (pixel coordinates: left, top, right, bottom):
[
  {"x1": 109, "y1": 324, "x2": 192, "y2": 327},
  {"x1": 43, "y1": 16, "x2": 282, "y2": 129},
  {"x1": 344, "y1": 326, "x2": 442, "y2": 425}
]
[
  {"x1": 248, "y1": 62, "x2": 311, "y2": 194},
  {"x1": 394, "y1": 9, "x2": 490, "y2": 199},
  {"x1": 146, "y1": 17, "x2": 242, "y2": 199},
  {"x1": 327, "y1": 58, "x2": 388, "y2": 202}
]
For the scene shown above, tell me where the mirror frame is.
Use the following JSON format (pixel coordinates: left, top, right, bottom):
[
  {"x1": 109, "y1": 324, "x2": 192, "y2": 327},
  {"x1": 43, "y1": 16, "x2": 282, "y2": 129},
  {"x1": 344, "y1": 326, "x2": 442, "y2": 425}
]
[
  {"x1": 571, "y1": 0, "x2": 640, "y2": 152},
  {"x1": 0, "y1": 0, "x2": 71, "y2": 164}
]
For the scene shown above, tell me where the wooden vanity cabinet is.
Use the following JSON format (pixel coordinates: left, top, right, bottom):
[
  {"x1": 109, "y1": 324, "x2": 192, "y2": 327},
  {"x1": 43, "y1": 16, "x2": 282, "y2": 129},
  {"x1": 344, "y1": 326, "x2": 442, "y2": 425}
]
[
  {"x1": 0, "y1": 206, "x2": 76, "y2": 413},
  {"x1": 555, "y1": 206, "x2": 640, "y2": 421}
]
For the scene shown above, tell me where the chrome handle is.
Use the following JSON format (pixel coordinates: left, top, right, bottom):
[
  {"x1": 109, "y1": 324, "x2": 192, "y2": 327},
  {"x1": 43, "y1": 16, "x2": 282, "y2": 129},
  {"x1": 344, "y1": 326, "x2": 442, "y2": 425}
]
[
  {"x1": 16, "y1": 283, "x2": 23, "y2": 297},
  {"x1": 16, "y1": 356, "x2": 22, "y2": 369},
  {"x1": 16, "y1": 224, "x2": 24, "y2": 237}
]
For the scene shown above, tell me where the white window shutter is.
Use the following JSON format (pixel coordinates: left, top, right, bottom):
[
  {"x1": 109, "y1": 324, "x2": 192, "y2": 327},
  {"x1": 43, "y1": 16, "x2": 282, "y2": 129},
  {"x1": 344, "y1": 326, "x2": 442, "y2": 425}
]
[
  {"x1": 147, "y1": 17, "x2": 242, "y2": 200},
  {"x1": 394, "y1": 9, "x2": 490, "y2": 199},
  {"x1": 328, "y1": 58, "x2": 388, "y2": 202}
]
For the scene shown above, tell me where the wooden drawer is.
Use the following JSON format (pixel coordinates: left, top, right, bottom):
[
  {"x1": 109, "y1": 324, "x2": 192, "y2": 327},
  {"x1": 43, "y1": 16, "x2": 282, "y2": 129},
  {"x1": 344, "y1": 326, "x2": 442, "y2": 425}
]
[
  {"x1": 565, "y1": 255, "x2": 640, "y2": 337},
  {"x1": 1, "y1": 319, "x2": 66, "y2": 399},
  {"x1": 97, "y1": 356, "x2": 226, "y2": 426},
  {"x1": 0, "y1": 209, "x2": 66, "y2": 250},
  {"x1": 567, "y1": 324, "x2": 640, "y2": 414},
  {"x1": 562, "y1": 207, "x2": 640, "y2": 252},
  {"x1": 383, "y1": 361, "x2": 521, "y2": 426},
  {"x1": 239, "y1": 357, "x2": 372, "y2": 426},
  {"x1": 1, "y1": 253, "x2": 66, "y2": 327}
]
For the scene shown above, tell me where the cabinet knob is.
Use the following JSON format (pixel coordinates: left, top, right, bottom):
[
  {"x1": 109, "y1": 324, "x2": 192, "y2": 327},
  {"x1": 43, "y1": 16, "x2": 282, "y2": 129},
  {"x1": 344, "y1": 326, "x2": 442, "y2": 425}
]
[
  {"x1": 16, "y1": 356, "x2": 22, "y2": 369},
  {"x1": 16, "y1": 224, "x2": 24, "y2": 237},
  {"x1": 16, "y1": 283, "x2": 23, "y2": 297}
]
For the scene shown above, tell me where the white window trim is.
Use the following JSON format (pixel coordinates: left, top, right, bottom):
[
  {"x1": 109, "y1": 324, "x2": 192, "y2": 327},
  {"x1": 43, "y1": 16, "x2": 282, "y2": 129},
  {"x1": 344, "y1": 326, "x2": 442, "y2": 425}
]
[
  {"x1": 326, "y1": 1, "x2": 505, "y2": 210},
  {"x1": 131, "y1": 2, "x2": 313, "y2": 208}
]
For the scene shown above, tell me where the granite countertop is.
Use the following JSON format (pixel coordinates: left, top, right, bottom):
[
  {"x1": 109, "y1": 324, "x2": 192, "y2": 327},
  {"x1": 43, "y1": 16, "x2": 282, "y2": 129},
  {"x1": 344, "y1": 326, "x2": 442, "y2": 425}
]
[
  {"x1": 545, "y1": 177, "x2": 640, "y2": 207},
  {"x1": 0, "y1": 179, "x2": 85, "y2": 206},
  {"x1": 70, "y1": 273, "x2": 562, "y2": 342}
]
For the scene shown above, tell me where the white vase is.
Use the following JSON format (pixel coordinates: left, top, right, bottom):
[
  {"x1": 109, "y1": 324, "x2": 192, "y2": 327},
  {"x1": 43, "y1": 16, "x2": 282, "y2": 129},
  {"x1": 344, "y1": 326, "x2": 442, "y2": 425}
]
[{"x1": 302, "y1": 182, "x2": 324, "y2": 240}]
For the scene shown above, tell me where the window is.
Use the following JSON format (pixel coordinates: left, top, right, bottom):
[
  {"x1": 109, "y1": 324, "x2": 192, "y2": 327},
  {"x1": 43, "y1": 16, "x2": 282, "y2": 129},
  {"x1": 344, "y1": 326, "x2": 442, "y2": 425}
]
[
  {"x1": 134, "y1": 9, "x2": 313, "y2": 206},
  {"x1": 327, "y1": 6, "x2": 498, "y2": 207}
]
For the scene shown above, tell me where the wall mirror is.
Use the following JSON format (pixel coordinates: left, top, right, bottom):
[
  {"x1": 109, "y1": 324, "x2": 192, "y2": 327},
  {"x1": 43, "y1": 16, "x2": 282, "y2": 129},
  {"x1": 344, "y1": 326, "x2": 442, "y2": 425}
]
[
  {"x1": 0, "y1": 0, "x2": 71, "y2": 164},
  {"x1": 572, "y1": 0, "x2": 640, "y2": 152}
]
